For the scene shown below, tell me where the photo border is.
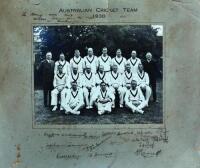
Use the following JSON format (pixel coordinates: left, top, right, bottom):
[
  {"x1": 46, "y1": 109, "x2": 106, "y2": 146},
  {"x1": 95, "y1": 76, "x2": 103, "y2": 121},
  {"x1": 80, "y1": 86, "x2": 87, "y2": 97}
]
[{"x1": 31, "y1": 22, "x2": 166, "y2": 129}]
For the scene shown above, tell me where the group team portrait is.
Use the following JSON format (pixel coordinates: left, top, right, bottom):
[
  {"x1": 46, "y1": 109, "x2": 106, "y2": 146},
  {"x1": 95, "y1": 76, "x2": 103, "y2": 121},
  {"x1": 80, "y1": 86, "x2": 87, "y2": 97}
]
[{"x1": 33, "y1": 25, "x2": 163, "y2": 125}]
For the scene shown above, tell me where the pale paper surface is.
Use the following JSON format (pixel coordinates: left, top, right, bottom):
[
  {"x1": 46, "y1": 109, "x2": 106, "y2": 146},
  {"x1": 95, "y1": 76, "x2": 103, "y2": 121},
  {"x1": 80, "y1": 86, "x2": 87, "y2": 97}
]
[{"x1": 0, "y1": 0, "x2": 200, "y2": 167}]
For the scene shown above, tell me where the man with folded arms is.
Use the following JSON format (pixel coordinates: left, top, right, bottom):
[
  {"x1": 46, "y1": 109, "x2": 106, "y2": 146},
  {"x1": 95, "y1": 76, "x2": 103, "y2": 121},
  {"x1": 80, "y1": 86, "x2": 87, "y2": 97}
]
[
  {"x1": 63, "y1": 81, "x2": 84, "y2": 115},
  {"x1": 94, "y1": 82, "x2": 114, "y2": 115},
  {"x1": 124, "y1": 80, "x2": 147, "y2": 114}
]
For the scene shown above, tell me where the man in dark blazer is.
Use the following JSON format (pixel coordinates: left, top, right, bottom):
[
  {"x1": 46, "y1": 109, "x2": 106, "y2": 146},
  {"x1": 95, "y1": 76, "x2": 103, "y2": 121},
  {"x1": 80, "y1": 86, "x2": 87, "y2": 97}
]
[
  {"x1": 38, "y1": 52, "x2": 55, "y2": 107},
  {"x1": 142, "y1": 52, "x2": 159, "y2": 103}
]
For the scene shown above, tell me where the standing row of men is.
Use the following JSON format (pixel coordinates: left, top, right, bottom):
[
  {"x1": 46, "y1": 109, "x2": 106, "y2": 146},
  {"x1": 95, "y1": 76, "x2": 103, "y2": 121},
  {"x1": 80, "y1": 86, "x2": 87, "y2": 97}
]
[{"x1": 37, "y1": 47, "x2": 159, "y2": 115}]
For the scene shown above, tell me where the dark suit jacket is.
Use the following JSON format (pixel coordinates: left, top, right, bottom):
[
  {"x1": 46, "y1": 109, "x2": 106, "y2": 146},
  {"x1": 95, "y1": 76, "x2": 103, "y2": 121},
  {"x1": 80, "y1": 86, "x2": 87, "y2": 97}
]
[
  {"x1": 38, "y1": 60, "x2": 55, "y2": 90},
  {"x1": 142, "y1": 60, "x2": 158, "y2": 82}
]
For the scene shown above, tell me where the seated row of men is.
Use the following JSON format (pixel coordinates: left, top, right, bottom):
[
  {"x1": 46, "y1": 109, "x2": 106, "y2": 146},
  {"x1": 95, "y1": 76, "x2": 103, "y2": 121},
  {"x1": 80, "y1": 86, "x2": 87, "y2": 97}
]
[{"x1": 51, "y1": 62, "x2": 151, "y2": 115}]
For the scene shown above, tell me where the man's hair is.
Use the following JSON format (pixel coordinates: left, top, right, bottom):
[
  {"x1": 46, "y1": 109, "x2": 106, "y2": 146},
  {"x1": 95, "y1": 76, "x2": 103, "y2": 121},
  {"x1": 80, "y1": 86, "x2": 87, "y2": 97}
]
[
  {"x1": 138, "y1": 63, "x2": 143, "y2": 69},
  {"x1": 46, "y1": 51, "x2": 52, "y2": 56},
  {"x1": 131, "y1": 79, "x2": 137, "y2": 84},
  {"x1": 88, "y1": 48, "x2": 93, "y2": 51},
  {"x1": 146, "y1": 52, "x2": 152, "y2": 56},
  {"x1": 125, "y1": 63, "x2": 131, "y2": 67},
  {"x1": 100, "y1": 81, "x2": 106, "y2": 86}
]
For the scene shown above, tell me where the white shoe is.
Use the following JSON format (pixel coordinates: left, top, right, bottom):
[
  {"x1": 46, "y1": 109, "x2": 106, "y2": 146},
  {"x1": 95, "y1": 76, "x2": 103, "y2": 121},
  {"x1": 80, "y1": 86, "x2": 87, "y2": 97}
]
[
  {"x1": 86, "y1": 106, "x2": 90, "y2": 109},
  {"x1": 106, "y1": 110, "x2": 111, "y2": 114},
  {"x1": 98, "y1": 110, "x2": 104, "y2": 115},
  {"x1": 60, "y1": 107, "x2": 64, "y2": 110},
  {"x1": 89, "y1": 106, "x2": 93, "y2": 109},
  {"x1": 112, "y1": 104, "x2": 115, "y2": 108},
  {"x1": 75, "y1": 111, "x2": 80, "y2": 115},
  {"x1": 52, "y1": 106, "x2": 57, "y2": 111},
  {"x1": 136, "y1": 108, "x2": 144, "y2": 114},
  {"x1": 120, "y1": 104, "x2": 123, "y2": 108},
  {"x1": 145, "y1": 100, "x2": 149, "y2": 107},
  {"x1": 72, "y1": 110, "x2": 80, "y2": 115}
]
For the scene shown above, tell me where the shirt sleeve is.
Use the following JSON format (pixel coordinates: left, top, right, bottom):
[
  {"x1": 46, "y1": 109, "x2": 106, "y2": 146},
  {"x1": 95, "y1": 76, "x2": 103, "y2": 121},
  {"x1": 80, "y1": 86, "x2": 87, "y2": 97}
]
[
  {"x1": 138, "y1": 87, "x2": 145, "y2": 102},
  {"x1": 79, "y1": 90, "x2": 84, "y2": 103},
  {"x1": 53, "y1": 75, "x2": 57, "y2": 88},
  {"x1": 54, "y1": 62, "x2": 58, "y2": 75},
  {"x1": 145, "y1": 73, "x2": 150, "y2": 85},
  {"x1": 124, "y1": 90, "x2": 130, "y2": 103}
]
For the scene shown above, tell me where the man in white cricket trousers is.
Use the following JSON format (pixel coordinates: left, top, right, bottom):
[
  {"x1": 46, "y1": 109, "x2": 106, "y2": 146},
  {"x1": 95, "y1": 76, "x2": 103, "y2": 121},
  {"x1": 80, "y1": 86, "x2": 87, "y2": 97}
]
[
  {"x1": 63, "y1": 81, "x2": 84, "y2": 115},
  {"x1": 108, "y1": 64, "x2": 124, "y2": 108},
  {"x1": 51, "y1": 65, "x2": 69, "y2": 111},
  {"x1": 82, "y1": 64, "x2": 96, "y2": 109},
  {"x1": 95, "y1": 82, "x2": 114, "y2": 115},
  {"x1": 124, "y1": 80, "x2": 147, "y2": 114},
  {"x1": 134, "y1": 63, "x2": 152, "y2": 106}
]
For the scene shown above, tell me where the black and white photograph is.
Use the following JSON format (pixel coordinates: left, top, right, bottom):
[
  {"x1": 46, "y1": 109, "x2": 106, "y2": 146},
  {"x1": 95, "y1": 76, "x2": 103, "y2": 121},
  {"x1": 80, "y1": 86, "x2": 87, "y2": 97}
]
[{"x1": 33, "y1": 25, "x2": 163, "y2": 125}]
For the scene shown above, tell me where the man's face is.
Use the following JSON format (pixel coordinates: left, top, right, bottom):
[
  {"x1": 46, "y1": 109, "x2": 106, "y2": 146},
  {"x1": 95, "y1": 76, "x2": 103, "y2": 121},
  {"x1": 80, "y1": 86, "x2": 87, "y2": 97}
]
[
  {"x1": 102, "y1": 48, "x2": 107, "y2": 55},
  {"x1": 131, "y1": 80, "x2": 137, "y2": 89},
  {"x1": 46, "y1": 53, "x2": 52, "y2": 60},
  {"x1": 131, "y1": 51, "x2": 136, "y2": 59},
  {"x1": 146, "y1": 53, "x2": 152, "y2": 60},
  {"x1": 60, "y1": 54, "x2": 65, "y2": 61},
  {"x1": 138, "y1": 64, "x2": 143, "y2": 72},
  {"x1": 101, "y1": 84, "x2": 106, "y2": 91},
  {"x1": 58, "y1": 66, "x2": 63, "y2": 73},
  {"x1": 73, "y1": 68, "x2": 78, "y2": 74},
  {"x1": 116, "y1": 50, "x2": 121, "y2": 57},
  {"x1": 99, "y1": 66, "x2": 104, "y2": 73},
  {"x1": 126, "y1": 66, "x2": 131, "y2": 72},
  {"x1": 88, "y1": 49, "x2": 93, "y2": 56},
  {"x1": 75, "y1": 50, "x2": 80, "y2": 57},
  {"x1": 112, "y1": 65, "x2": 118, "y2": 73},
  {"x1": 86, "y1": 67, "x2": 91, "y2": 74},
  {"x1": 72, "y1": 83, "x2": 77, "y2": 90}
]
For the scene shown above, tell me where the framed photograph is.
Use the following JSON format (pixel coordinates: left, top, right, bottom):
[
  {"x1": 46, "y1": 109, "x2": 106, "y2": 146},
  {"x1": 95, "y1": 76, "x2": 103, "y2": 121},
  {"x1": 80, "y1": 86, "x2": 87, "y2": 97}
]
[{"x1": 33, "y1": 24, "x2": 164, "y2": 126}]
